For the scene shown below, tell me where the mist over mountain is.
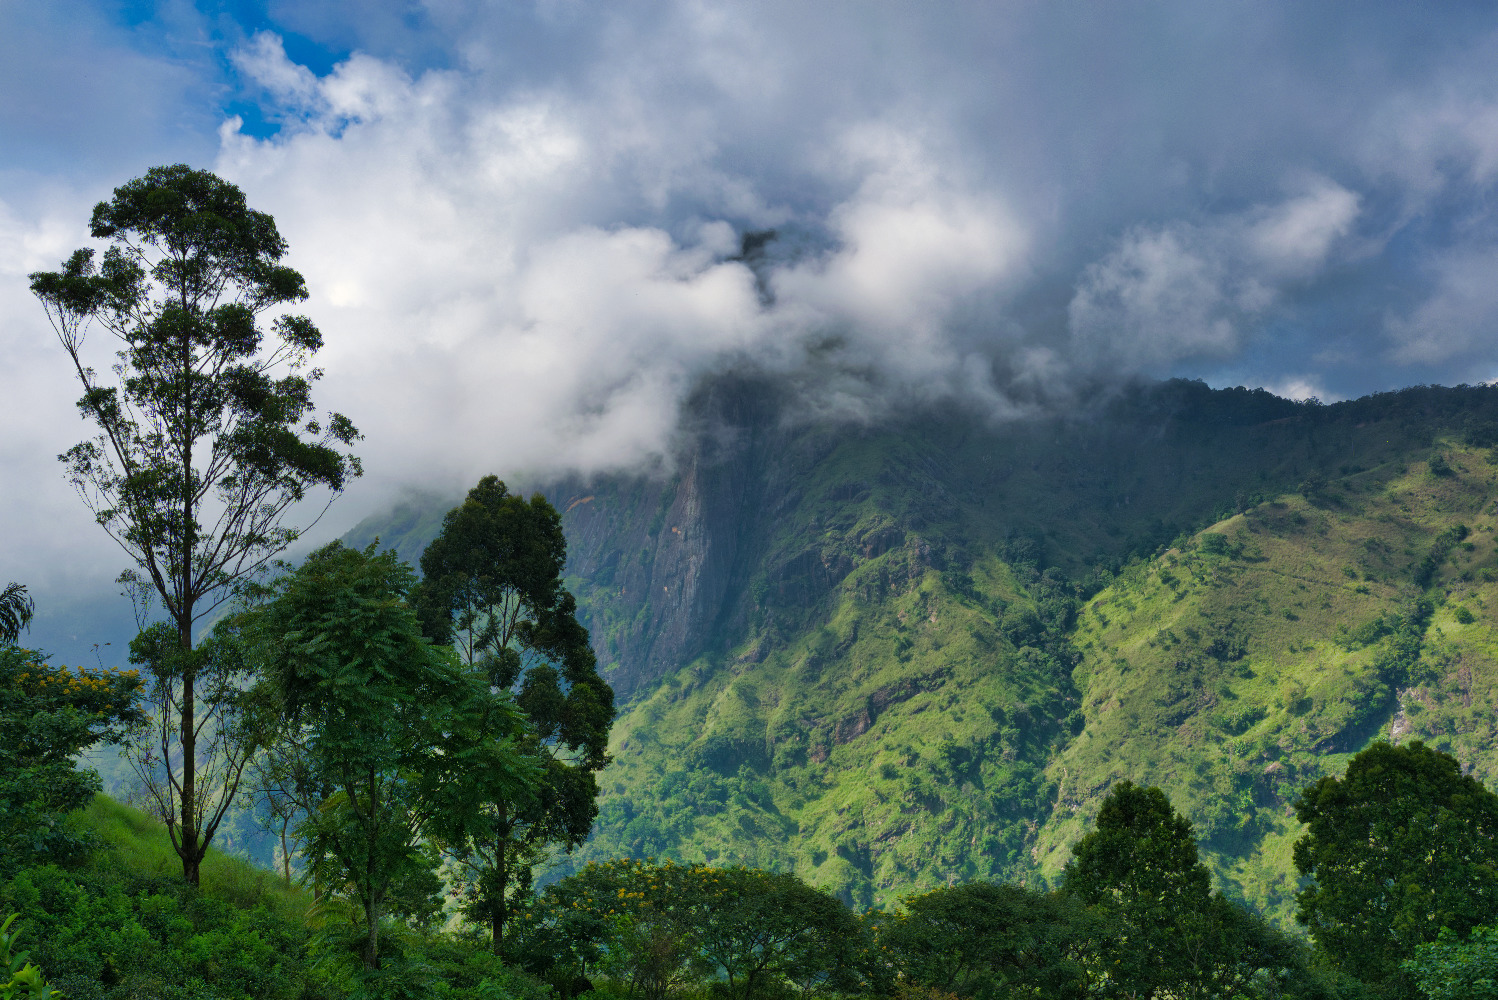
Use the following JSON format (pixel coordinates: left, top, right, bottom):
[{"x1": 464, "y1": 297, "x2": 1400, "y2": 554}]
[
  {"x1": 11, "y1": 3, "x2": 1498, "y2": 618},
  {"x1": 6, "y1": 0, "x2": 1498, "y2": 929}
]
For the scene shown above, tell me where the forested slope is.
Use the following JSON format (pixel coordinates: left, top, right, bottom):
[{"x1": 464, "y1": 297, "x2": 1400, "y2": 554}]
[
  {"x1": 1035, "y1": 439, "x2": 1498, "y2": 923},
  {"x1": 344, "y1": 378, "x2": 1498, "y2": 917}
]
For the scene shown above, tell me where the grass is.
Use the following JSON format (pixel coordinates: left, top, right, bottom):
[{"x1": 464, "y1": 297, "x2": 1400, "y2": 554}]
[{"x1": 71, "y1": 794, "x2": 312, "y2": 924}]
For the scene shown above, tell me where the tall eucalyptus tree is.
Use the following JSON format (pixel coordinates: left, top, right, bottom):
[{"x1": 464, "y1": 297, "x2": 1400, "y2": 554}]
[{"x1": 29, "y1": 165, "x2": 360, "y2": 884}]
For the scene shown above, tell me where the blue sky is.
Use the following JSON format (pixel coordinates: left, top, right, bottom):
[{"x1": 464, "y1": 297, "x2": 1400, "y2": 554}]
[{"x1": 6, "y1": 2, "x2": 1498, "y2": 620}]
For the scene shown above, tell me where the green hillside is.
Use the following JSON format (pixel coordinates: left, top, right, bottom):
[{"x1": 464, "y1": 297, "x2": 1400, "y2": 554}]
[
  {"x1": 0, "y1": 795, "x2": 317, "y2": 998},
  {"x1": 1034, "y1": 438, "x2": 1498, "y2": 924},
  {"x1": 72, "y1": 794, "x2": 313, "y2": 918},
  {"x1": 342, "y1": 378, "x2": 1498, "y2": 919}
]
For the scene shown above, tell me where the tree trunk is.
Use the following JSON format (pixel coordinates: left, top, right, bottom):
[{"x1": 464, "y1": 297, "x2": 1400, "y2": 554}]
[
  {"x1": 492, "y1": 831, "x2": 507, "y2": 953},
  {"x1": 178, "y1": 329, "x2": 199, "y2": 887},
  {"x1": 364, "y1": 773, "x2": 381, "y2": 969},
  {"x1": 180, "y1": 619, "x2": 199, "y2": 885},
  {"x1": 364, "y1": 903, "x2": 381, "y2": 970}
]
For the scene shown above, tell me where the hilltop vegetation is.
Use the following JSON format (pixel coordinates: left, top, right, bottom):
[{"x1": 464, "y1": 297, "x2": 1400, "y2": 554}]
[{"x1": 1038, "y1": 435, "x2": 1498, "y2": 922}]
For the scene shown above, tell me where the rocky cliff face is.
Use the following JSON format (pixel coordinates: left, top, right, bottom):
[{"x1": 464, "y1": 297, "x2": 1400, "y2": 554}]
[
  {"x1": 550, "y1": 376, "x2": 795, "y2": 696},
  {"x1": 549, "y1": 376, "x2": 1326, "y2": 699}
]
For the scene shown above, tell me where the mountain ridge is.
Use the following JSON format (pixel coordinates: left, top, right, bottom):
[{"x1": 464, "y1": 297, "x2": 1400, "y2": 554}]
[{"x1": 343, "y1": 377, "x2": 1498, "y2": 920}]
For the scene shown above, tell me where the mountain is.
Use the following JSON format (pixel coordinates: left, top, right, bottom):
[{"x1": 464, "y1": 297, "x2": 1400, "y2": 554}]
[{"x1": 344, "y1": 376, "x2": 1498, "y2": 921}]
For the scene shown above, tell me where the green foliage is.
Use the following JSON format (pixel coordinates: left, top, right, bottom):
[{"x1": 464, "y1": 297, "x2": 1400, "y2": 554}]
[
  {"x1": 124, "y1": 614, "x2": 271, "y2": 884},
  {"x1": 1062, "y1": 782, "x2": 1328, "y2": 998},
  {"x1": 516, "y1": 860, "x2": 862, "y2": 1000},
  {"x1": 3, "y1": 794, "x2": 558, "y2": 1000},
  {"x1": 685, "y1": 865, "x2": 864, "y2": 997},
  {"x1": 414, "y1": 477, "x2": 615, "y2": 949},
  {"x1": 1412, "y1": 525, "x2": 1467, "y2": 589},
  {"x1": 1035, "y1": 427, "x2": 1498, "y2": 925},
  {"x1": 1, "y1": 914, "x2": 57, "y2": 999},
  {"x1": 1061, "y1": 782, "x2": 1214, "y2": 996},
  {"x1": 2, "y1": 861, "x2": 308, "y2": 1000},
  {"x1": 0, "y1": 585, "x2": 34, "y2": 647},
  {"x1": 29, "y1": 164, "x2": 361, "y2": 885},
  {"x1": 1294, "y1": 741, "x2": 1498, "y2": 997},
  {"x1": 238, "y1": 542, "x2": 540, "y2": 968},
  {"x1": 880, "y1": 881, "x2": 1099, "y2": 1000},
  {"x1": 0, "y1": 647, "x2": 143, "y2": 873},
  {"x1": 1403, "y1": 923, "x2": 1498, "y2": 1000}
]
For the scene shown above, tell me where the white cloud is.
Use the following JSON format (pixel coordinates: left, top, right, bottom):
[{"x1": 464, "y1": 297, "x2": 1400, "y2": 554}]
[
  {"x1": 1244, "y1": 177, "x2": 1360, "y2": 278},
  {"x1": 1069, "y1": 225, "x2": 1235, "y2": 368},
  {"x1": 773, "y1": 124, "x2": 1029, "y2": 383},
  {"x1": 1068, "y1": 179, "x2": 1360, "y2": 371},
  {"x1": 0, "y1": 191, "x2": 134, "y2": 595},
  {"x1": 11, "y1": 2, "x2": 1498, "y2": 602},
  {"x1": 209, "y1": 38, "x2": 1038, "y2": 512},
  {"x1": 232, "y1": 33, "x2": 322, "y2": 113},
  {"x1": 1386, "y1": 247, "x2": 1498, "y2": 366},
  {"x1": 1366, "y1": 89, "x2": 1498, "y2": 197},
  {"x1": 1264, "y1": 375, "x2": 1333, "y2": 404}
]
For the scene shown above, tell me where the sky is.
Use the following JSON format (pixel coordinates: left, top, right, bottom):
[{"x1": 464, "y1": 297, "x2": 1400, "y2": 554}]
[{"x1": 6, "y1": 1, "x2": 1498, "y2": 638}]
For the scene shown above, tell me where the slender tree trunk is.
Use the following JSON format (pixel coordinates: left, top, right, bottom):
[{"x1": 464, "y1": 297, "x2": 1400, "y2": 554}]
[
  {"x1": 492, "y1": 830, "x2": 507, "y2": 953},
  {"x1": 178, "y1": 355, "x2": 200, "y2": 885},
  {"x1": 364, "y1": 771, "x2": 382, "y2": 969},
  {"x1": 180, "y1": 616, "x2": 200, "y2": 885}
]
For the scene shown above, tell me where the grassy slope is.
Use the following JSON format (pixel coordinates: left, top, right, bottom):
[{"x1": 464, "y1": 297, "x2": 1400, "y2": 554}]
[
  {"x1": 1034, "y1": 439, "x2": 1498, "y2": 923},
  {"x1": 565, "y1": 428, "x2": 1498, "y2": 921},
  {"x1": 71, "y1": 794, "x2": 312, "y2": 922},
  {"x1": 580, "y1": 549, "x2": 1069, "y2": 909}
]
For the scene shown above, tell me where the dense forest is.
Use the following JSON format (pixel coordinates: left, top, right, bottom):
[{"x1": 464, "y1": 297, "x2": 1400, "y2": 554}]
[{"x1": 5, "y1": 658, "x2": 1498, "y2": 1000}]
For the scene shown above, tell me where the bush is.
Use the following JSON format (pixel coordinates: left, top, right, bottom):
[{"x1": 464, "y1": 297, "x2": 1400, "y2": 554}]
[
  {"x1": 0, "y1": 648, "x2": 142, "y2": 875},
  {"x1": 1404, "y1": 923, "x2": 1498, "y2": 1000},
  {"x1": 2, "y1": 912, "x2": 56, "y2": 999},
  {"x1": 880, "y1": 882, "x2": 1097, "y2": 1000},
  {"x1": 1, "y1": 863, "x2": 307, "y2": 1000},
  {"x1": 514, "y1": 860, "x2": 863, "y2": 1000}
]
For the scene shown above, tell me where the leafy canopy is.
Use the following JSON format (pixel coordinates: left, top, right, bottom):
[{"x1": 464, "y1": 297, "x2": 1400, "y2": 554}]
[
  {"x1": 880, "y1": 881, "x2": 1100, "y2": 1000},
  {"x1": 1294, "y1": 740, "x2": 1498, "y2": 994},
  {"x1": 29, "y1": 164, "x2": 360, "y2": 632},
  {"x1": 517, "y1": 859, "x2": 862, "y2": 1000},
  {"x1": 414, "y1": 476, "x2": 614, "y2": 949},
  {"x1": 0, "y1": 646, "x2": 143, "y2": 872},
  {"x1": 1403, "y1": 923, "x2": 1498, "y2": 1000},
  {"x1": 240, "y1": 541, "x2": 539, "y2": 969},
  {"x1": 1063, "y1": 780, "x2": 1323, "y2": 999}
]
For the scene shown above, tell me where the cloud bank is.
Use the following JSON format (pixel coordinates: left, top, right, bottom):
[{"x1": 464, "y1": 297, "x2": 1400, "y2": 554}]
[
  {"x1": 7, "y1": 1, "x2": 1498, "y2": 596},
  {"x1": 214, "y1": 30, "x2": 1036, "y2": 500}
]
